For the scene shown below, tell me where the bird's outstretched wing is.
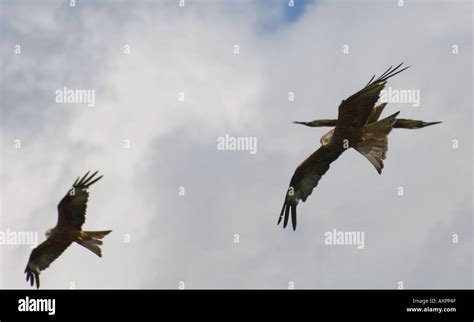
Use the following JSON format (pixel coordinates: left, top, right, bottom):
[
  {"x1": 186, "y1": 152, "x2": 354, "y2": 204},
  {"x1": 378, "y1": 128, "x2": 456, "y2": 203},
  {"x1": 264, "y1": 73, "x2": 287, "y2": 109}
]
[
  {"x1": 334, "y1": 63, "x2": 410, "y2": 138},
  {"x1": 393, "y1": 119, "x2": 442, "y2": 129},
  {"x1": 57, "y1": 171, "x2": 103, "y2": 230},
  {"x1": 278, "y1": 144, "x2": 344, "y2": 230},
  {"x1": 366, "y1": 102, "x2": 442, "y2": 129},
  {"x1": 293, "y1": 119, "x2": 337, "y2": 127},
  {"x1": 24, "y1": 239, "x2": 72, "y2": 288}
]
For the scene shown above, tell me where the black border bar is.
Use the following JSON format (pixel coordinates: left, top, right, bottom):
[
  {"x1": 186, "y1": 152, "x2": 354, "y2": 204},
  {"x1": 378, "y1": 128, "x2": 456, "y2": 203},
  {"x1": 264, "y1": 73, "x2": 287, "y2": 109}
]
[{"x1": 0, "y1": 289, "x2": 472, "y2": 321}]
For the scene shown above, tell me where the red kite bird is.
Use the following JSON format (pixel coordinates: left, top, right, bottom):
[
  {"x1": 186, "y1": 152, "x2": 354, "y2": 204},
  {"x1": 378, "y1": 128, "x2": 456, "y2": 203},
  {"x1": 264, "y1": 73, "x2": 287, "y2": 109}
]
[
  {"x1": 278, "y1": 63, "x2": 441, "y2": 230},
  {"x1": 25, "y1": 171, "x2": 111, "y2": 288}
]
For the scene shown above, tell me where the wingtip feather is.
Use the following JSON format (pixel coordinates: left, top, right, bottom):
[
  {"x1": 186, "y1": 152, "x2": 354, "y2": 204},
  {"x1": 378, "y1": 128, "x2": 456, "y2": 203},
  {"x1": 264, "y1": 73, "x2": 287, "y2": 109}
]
[
  {"x1": 82, "y1": 170, "x2": 99, "y2": 186},
  {"x1": 277, "y1": 201, "x2": 286, "y2": 225},
  {"x1": 85, "y1": 174, "x2": 103, "y2": 188},
  {"x1": 77, "y1": 171, "x2": 91, "y2": 186},
  {"x1": 291, "y1": 204, "x2": 297, "y2": 231},
  {"x1": 283, "y1": 204, "x2": 290, "y2": 228}
]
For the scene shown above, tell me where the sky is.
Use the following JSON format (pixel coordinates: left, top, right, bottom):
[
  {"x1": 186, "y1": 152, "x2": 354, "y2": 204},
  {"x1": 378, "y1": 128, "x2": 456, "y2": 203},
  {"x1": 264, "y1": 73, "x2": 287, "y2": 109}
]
[{"x1": 0, "y1": 0, "x2": 472, "y2": 289}]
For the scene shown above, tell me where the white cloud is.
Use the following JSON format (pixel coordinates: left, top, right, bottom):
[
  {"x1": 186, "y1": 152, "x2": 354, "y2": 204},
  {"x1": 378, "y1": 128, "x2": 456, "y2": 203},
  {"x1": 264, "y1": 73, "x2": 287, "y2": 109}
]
[{"x1": 1, "y1": 0, "x2": 472, "y2": 289}]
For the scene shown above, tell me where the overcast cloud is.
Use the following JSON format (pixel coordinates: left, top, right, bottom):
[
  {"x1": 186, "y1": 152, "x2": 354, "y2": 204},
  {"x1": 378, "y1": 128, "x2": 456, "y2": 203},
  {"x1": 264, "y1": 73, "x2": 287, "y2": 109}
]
[{"x1": 0, "y1": 0, "x2": 472, "y2": 289}]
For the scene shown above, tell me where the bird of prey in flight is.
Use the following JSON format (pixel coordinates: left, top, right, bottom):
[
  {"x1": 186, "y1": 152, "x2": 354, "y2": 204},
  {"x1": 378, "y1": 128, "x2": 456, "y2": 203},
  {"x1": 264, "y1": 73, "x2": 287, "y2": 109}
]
[
  {"x1": 278, "y1": 63, "x2": 441, "y2": 230},
  {"x1": 24, "y1": 171, "x2": 112, "y2": 288}
]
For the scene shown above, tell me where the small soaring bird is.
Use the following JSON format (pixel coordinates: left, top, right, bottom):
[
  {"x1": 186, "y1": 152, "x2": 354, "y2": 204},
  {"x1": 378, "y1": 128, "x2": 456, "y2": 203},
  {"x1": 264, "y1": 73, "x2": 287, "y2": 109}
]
[
  {"x1": 24, "y1": 171, "x2": 112, "y2": 288},
  {"x1": 278, "y1": 63, "x2": 441, "y2": 230}
]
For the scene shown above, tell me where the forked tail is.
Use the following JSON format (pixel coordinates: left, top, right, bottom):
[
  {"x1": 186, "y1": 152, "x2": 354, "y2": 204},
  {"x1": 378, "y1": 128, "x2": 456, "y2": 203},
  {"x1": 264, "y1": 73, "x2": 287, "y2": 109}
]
[
  {"x1": 76, "y1": 230, "x2": 112, "y2": 257},
  {"x1": 354, "y1": 112, "x2": 399, "y2": 174}
]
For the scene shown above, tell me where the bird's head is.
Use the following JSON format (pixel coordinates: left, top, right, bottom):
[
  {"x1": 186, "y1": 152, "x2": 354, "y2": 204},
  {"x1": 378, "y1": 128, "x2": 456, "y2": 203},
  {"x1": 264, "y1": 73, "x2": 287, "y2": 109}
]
[
  {"x1": 320, "y1": 128, "x2": 335, "y2": 146},
  {"x1": 45, "y1": 228, "x2": 53, "y2": 238}
]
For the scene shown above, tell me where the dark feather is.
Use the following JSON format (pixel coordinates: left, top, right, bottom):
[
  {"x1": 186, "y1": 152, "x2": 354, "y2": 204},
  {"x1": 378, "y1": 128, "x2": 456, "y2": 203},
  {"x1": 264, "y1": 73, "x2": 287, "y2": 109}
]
[
  {"x1": 334, "y1": 63, "x2": 410, "y2": 136},
  {"x1": 57, "y1": 171, "x2": 103, "y2": 230},
  {"x1": 278, "y1": 144, "x2": 343, "y2": 230},
  {"x1": 290, "y1": 204, "x2": 297, "y2": 231},
  {"x1": 24, "y1": 239, "x2": 71, "y2": 288},
  {"x1": 283, "y1": 203, "x2": 290, "y2": 228},
  {"x1": 393, "y1": 119, "x2": 442, "y2": 129},
  {"x1": 293, "y1": 119, "x2": 337, "y2": 128}
]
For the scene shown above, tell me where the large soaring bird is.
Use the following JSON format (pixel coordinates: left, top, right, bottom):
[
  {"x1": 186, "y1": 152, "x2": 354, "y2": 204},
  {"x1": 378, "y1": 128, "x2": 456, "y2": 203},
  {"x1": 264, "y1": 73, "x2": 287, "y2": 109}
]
[
  {"x1": 24, "y1": 171, "x2": 112, "y2": 288},
  {"x1": 278, "y1": 63, "x2": 441, "y2": 230}
]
